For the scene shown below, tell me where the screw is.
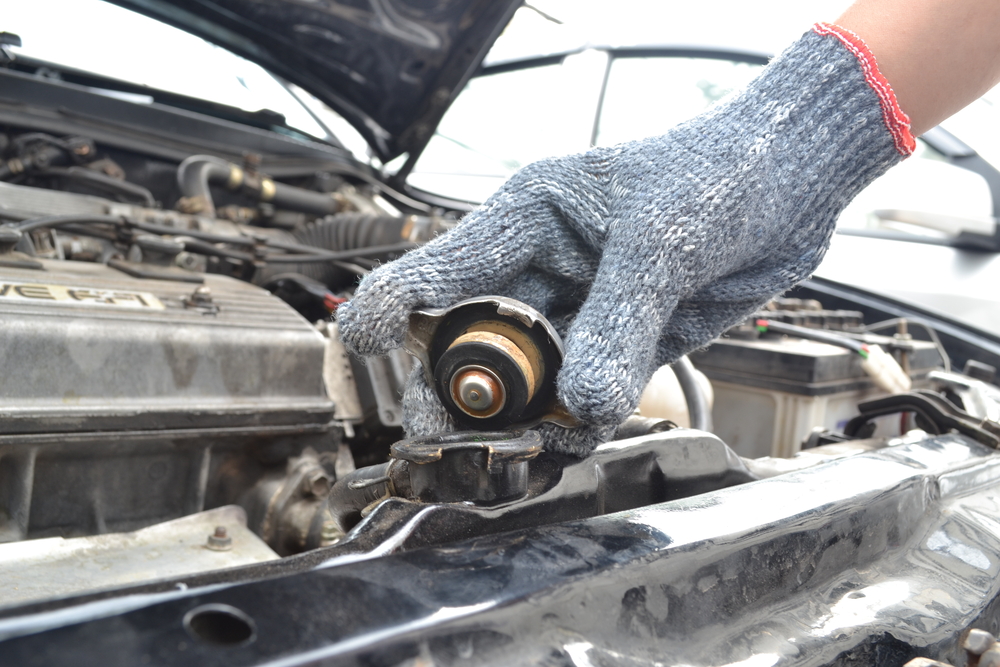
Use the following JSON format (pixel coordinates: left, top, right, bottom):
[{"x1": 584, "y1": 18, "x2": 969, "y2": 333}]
[
  {"x1": 206, "y1": 525, "x2": 232, "y2": 551},
  {"x1": 184, "y1": 285, "x2": 214, "y2": 309},
  {"x1": 320, "y1": 520, "x2": 343, "y2": 546}
]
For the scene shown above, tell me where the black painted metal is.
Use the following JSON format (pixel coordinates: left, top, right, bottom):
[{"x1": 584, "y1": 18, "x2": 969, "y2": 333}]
[
  {"x1": 325, "y1": 429, "x2": 756, "y2": 558},
  {"x1": 391, "y1": 430, "x2": 542, "y2": 505},
  {"x1": 845, "y1": 390, "x2": 1000, "y2": 447},
  {"x1": 106, "y1": 0, "x2": 523, "y2": 163},
  {"x1": 4, "y1": 433, "x2": 1000, "y2": 666}
]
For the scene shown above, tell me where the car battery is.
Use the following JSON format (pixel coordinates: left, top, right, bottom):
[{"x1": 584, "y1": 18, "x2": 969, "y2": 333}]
[{"x1": 689, "y1": 334, "x2": 942, "y2": 458}]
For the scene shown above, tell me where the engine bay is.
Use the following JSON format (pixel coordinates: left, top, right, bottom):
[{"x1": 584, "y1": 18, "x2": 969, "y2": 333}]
[{"x1": 1, "y1": 123, "x2": 999, "y2": 626}]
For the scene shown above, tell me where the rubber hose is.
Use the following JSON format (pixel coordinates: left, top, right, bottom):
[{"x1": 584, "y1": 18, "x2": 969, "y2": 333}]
[
  {"x1": 42, "y1": 167, "x2": 156, "y2": 207},
  {"x1": 674, "y1": 355, "x2": 713, "y2": 432},
  {"x1": 289, "y1": 212, "x2": 407, "y2": 289},
  {"x1": 176, "y1": 155, "x2": 231, "y2": 218},
  {"x1": 269, "y1": 181, "x2": 342, "y2": 217},
  {"x1": 177, "y1": 154, "x2": 344, "y2": 218}
]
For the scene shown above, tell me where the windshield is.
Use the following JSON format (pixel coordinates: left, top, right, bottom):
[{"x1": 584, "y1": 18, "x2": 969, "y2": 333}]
[{"x1": 1, "y1": 0, "x2": 358, "y2": 147}]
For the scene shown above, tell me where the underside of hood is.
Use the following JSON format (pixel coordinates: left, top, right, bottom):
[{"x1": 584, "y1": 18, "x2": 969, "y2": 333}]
[{"x1": 107, "y1": 0, "x2": 522, "y2": 163}]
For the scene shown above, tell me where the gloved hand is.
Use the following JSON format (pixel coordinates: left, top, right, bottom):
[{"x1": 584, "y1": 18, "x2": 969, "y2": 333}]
[{"x1": 338, "y1": 23, "x2": 915, "y2": 456}]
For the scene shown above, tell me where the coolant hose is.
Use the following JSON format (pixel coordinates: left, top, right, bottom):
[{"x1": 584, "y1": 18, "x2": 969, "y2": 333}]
[
  {"x1": 176, "y1": 155, "x2": 231, "y2": 218},
  {"x1": 177, "y1": 155, "x2": 342, "y2": 218},
  {"x1": 674, "y1": 355, "x2": 713, "y2": 432}
]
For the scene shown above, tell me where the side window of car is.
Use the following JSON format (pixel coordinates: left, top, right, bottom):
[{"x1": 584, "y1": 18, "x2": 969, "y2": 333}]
[
  {"x1": 594, "y1": 55, "x2": 764, "y2": 147},
  {"x1": 407, "y1": 51, "x2": 607, "y2": 203}
]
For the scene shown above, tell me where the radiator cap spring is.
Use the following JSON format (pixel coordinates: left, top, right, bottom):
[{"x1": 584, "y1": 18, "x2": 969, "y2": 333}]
[{"x1": 404, "y1": 297, "x2": 579, "y2": 431}]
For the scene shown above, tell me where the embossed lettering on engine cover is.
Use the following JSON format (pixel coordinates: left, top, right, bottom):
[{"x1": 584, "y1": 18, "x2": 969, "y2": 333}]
[{"x1": 0, "y1": 282, "x2": 165, "y2": 309}]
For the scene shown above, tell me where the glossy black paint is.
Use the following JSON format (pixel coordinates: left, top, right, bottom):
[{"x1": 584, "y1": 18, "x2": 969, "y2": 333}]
[
  {"x1": 325, "y1": 429, "x2": 756, "y2": 553},
  {"x1": 846, "y1": 390, "x2": 1000, "y2": 446},
  {"x1": 7, "y1": 433, "x2": 1000, "y2": 666},
  {"x1": 0, "y1": 68, "x2": 356, "y2": 169},
  {"x1": 106, "y1": 0, "x2": 523, "y2": 163},
  {"x1": 391, "y1": 430, "x2": 542, "y2": 504}
]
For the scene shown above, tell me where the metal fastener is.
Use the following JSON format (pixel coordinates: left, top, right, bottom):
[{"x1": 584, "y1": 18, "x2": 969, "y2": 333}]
[
  {"x1": 206, "y1": 526, "x2": 233, "y2": 551},
  {"x1": 320, "y1": 520, "x2": 343, "y2": 546},
  {"x1": 191, "y1": 285, "x2": 212, "y2": 302},
  {"x1": 184, "y1": 285, "x2": 216, "y2": 311}
]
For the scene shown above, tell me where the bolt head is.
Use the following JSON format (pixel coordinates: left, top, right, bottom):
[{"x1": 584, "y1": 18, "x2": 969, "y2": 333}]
[
  {"x1": 320, "y1": 520, "x2": 343, "y2": 546},
  {"x1": 206, "y1": 525, "x2": 233, "y2": 551}
]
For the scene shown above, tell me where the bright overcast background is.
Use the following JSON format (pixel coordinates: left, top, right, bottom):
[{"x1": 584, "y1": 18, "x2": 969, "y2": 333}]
[
  {"x1": 0, "y1": 0, "x2": 856, "y2": 138},
  {"x1": 489, "y1": 1, "x2": 854, "y2": 62},
  {"x1": 1, "y1": 0, "x2": 996, "y2": 191}
]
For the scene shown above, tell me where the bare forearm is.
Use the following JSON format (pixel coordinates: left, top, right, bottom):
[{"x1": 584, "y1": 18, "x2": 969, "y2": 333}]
[{"x1": 837, "y1": 0, "x2": 1000, "y2": 135}]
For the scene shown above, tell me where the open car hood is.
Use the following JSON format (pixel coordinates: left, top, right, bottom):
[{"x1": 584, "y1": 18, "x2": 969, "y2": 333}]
[{"x1": 107, "y1": 0, "x2": 521, "y2": 163}]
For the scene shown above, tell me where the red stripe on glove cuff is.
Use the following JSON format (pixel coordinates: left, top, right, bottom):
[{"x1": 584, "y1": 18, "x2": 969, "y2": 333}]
[{"x1": 813, "y1": 22, "x2": 916, "y2": 157}]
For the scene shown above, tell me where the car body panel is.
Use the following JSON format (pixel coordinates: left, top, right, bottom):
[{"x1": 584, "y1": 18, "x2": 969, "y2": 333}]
[
  {"x1": 1, "y1": 433, "x2": 997, "y2": 666},
  {"x1": 106, "y1": 0, "x2": 522, "y2": 163}
]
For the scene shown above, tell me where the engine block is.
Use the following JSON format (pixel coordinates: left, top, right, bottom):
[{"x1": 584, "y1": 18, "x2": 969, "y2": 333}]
[{"x1": 0, "y1": 258, "x2": 335, "y2": 541}]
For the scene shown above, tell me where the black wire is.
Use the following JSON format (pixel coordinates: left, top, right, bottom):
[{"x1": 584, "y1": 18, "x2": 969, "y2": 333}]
[
  {"x1": 859, "y1": 318, "x2": 951, "y2": 372},
  {"x1": 180, "y1": 238, "x2": 257, "y2": 262},
  {"x1": 39, "y1": 167, "x2": 156, "y2": 207},
  {"x1": 332, "y1": 261, "x2": 370, "y2": 275},
  {"x1": 8, "y1": 214, "x2": 416, "y2": 265},
  {"x1": 12, "y1": 214, "x2": 122, "y2": 233},
  {"x1": 758, "y1": 319, "x2": 866, "y2": 353},
  {"x1": 674, "y1": 356, "x2": 712, "y2": 431},
  {"x1": 132, "y1": 220, "x2": 257, "y2": 246},
  {"x1": 9, "y1": 214, "x2": 257, "y2": 247},
  {"x1": 52, "y1": 222, "x2": 357, "y2": 269},
  {"x1": 261, "y1": 241, "x2": 416, "y2": 263},
  {"x1": 58, "y1": 223, "x2": 120, "y2": 242}
]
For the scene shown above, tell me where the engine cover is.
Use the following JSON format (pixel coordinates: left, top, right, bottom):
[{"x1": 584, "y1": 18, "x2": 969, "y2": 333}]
[{"x1": 0, "y1": 259, "x2": 335, "y2": 541}]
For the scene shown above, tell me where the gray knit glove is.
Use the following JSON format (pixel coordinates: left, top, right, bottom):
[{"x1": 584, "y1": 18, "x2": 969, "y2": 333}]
[{"x1": 338, "y1": 24, "x2": 915, "y2": 456}]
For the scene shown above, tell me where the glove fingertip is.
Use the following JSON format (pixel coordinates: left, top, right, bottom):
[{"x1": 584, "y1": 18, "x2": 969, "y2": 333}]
[
  {"x1": 335, "y1": 283, "x2": 410, "y2": 358},
  {"x1": 557, "y1": 348, "x2": 644, "y2": 427}
]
